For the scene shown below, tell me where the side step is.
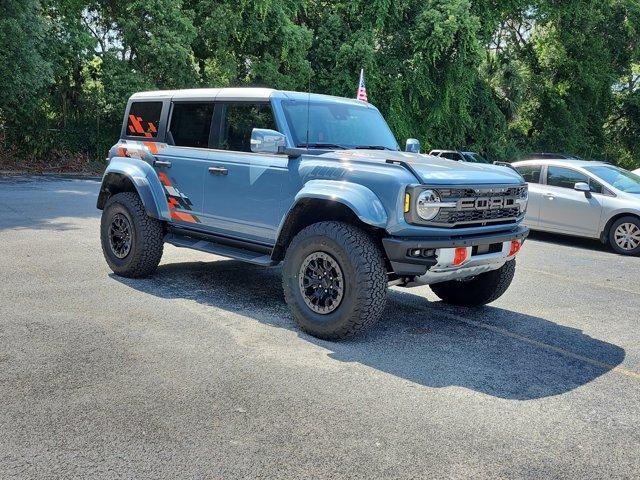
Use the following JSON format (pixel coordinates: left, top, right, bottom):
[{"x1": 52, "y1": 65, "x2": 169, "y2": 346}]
[{"x1": 164, "y1": 232, "x2": 277, "y2": 266}]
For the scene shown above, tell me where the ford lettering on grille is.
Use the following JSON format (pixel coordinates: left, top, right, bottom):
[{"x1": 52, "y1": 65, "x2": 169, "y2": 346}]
[{"x1": 458, "y1": 196, "x2": 517, "y2": 211}]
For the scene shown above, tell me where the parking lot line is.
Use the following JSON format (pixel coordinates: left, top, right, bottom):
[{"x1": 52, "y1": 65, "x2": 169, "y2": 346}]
[
  {"x1": 435, "y1": 310, "x2": 640, "y2": 380},
  {"x1": 521, "y1": 267, "x2": 640, "y2": 295}
]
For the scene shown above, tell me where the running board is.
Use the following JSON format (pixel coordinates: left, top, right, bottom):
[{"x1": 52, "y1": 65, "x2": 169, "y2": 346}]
[{"x1": 164, "y1": 233, "x2": 277, "y2": 266}]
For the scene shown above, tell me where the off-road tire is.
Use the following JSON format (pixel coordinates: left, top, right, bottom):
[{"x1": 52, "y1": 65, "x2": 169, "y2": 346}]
[
  {"x1": 100, "y1": 192, "x2": 164, "y2": 278},
  {"x1": 429, "y1": 259, "x2": 516, "y2": 306},
  {"x1": 282, "y1": 221, "x2": 387, "y2": 340},
  {"x1": 607, "y1": 216, "x2": 640, "y2": 256}
]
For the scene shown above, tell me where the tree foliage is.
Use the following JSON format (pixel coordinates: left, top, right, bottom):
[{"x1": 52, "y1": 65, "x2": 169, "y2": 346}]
[{"x1": 0, "y1": 0, "x2": 638, "y2": 167}]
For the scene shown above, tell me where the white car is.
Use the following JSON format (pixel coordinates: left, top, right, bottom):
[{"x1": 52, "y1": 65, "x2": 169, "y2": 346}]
[{"x1": 511, "y1": 159, "x2": 640, "y2": 255}]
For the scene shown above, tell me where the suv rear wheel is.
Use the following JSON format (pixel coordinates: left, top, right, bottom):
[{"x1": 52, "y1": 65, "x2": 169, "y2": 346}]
[
  {"x1": 608, "y1": 216, "x2": 640, "y2": 256},
  {"x1": 100, "y1": 192, "x2": 164, "y2": 278},
  {"x1": 282, "y1": 221, "x2": 387, "y2": 340},
  {"x1": 429, "y1": 259, "x2": 516, "y2": 306}
]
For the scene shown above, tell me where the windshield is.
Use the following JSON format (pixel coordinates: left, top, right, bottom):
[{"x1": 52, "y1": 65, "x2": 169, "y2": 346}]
[
  {"x1": 463, "y1": 152, "x2": 490, "y2": 164},
  {"x1": 584, "y1": 165, "x2": 640, "y2": 194},
  {"x1": 281, "y1": 100, "x2": 399, "y2": 151}
]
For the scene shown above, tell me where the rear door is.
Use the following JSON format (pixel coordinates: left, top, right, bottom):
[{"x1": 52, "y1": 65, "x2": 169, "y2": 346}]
[
  {"x1": 513, "y1": 163, "x2": 543, "y2": 227},
  {"x1": 152, "y1": 101, "x2": 215, "y2": 226},
  {"x1": 201, "y1": 101, "x2": 288, "y2": 244},
  {"x1": 538, "y1": 165, "x2": 604, "y2": 236}
]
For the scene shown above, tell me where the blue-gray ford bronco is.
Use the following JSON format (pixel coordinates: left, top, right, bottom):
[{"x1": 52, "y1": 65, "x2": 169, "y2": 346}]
[{"x1": 98, "y1": 88, "x2": 529, "y2": 339}]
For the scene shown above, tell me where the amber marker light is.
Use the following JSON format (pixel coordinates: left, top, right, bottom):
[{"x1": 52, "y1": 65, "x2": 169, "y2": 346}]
[{"x1": 404, "y1": 193, "x2": 411, "y2": 213}]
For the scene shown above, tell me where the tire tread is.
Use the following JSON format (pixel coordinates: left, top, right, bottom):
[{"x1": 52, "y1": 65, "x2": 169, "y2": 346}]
[
  {"x1": 282, "y1": 221, "x2": 387, "y2": 340},
  {"x1": 100, "y1": 192, "x2": 164, "y2": 278}
]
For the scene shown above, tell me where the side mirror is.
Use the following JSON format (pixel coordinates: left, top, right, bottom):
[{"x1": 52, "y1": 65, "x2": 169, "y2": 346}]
[
  {"x1": 405, "y1": 138, "x2": 421, "y2": 153},
  {"x1": 574, "y1": 182, "x2": 592, "y2": 197},
  {"x1": 250, "y1": 128, "x2": 287, "y2": 154}
]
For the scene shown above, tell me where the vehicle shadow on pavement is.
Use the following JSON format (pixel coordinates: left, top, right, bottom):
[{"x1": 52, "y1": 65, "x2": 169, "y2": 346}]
[
  {"x1": 113, "y1": 259, "x2": 626, "y2": 401},
  {"x1": 528, "y1": 231, "x2": 610, "y2": 253}
]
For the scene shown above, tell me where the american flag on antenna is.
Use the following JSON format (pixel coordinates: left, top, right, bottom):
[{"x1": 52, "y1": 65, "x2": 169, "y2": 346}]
[{"x1": 356, "y1": 69, "x2": 368, "y2": 102}]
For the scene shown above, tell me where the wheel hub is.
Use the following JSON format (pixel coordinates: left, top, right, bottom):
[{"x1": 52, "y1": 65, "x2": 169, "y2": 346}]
[
  {"x1": 614, "y1": 222, "x2": 640, "y2": 251},
  {"x1": 108, "y1": 213, "x2": 132, "y2": 258},
  {"x1": 298, "y1": 252, "x2": 344, "y2": 314}
]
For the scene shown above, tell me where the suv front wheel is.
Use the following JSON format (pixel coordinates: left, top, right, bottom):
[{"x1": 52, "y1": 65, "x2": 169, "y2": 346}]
[
  {"x1": 282, "y1": 221, "x2": 387, "y2": 340},
  {"x1": 100, "y1": 192, "x2": 164, "y2": 278}
]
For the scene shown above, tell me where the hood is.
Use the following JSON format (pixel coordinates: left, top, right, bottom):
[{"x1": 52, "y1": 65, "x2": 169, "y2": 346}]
[{"x1": 319, "y1": 150, "x2": 524, "y2": 185}]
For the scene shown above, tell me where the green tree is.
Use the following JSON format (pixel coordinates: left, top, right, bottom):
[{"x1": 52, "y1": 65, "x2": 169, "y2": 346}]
[
  {"x1": 0, "y1": 0, "x2": 52, "y2": 152},
  {"x1": 0, "y1": 0, "x2": 638, "y2": 168}
]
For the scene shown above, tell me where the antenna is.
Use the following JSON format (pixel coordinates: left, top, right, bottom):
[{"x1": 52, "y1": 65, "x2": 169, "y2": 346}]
[{"x1": 305, "y1": 63, "x2": 311, "y2": 152}]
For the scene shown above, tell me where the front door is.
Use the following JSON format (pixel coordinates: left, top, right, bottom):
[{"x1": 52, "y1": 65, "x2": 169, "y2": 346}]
[
  {"x1": 538, "y1": 165, "x2": 604, "y2": 236},
  {"x1": 201, "y1": 102, "x2": 288, "y2": 245}
]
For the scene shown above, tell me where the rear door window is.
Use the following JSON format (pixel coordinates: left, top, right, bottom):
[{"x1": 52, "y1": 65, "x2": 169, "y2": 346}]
[
  {"x1": 514, "y1": 164, "x2": 543, "y2": 183},
  {"x1": 127, "y1": 102, "x2": 162, "y2": 138},
  {"x1": 169, "y1": 103, "x2": 215, "y2": 148}
]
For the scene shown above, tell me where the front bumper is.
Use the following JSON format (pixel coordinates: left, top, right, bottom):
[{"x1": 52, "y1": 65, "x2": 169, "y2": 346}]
[{"x1": 382, "y1": 225, "x2": 529, "y2": 284}]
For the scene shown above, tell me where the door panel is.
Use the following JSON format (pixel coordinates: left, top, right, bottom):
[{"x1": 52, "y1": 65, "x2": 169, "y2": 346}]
[
  {"x1": 201, "y1": 102, "x2": 287, "y2": 244},
  {"x1": 153, "y1": 146, "x2": 207, "y2": 226},
  {"x1": 537, "y1": 165, "x2": 604, "y2": 236},
  {"x1": 201, "y1": 152, "x2": 288, "y2": 243},
  {"x1": 513, "y1": 164, "x2": 544, "y2": 228},
  {"x1": 525, "y1": 183, "x2": 543, "y2": 227},
  {"x1": 537, "y1": 186, "x2": 603, "y2": 236}
]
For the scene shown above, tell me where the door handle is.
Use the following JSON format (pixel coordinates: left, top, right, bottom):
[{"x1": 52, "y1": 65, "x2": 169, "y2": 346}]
[
  {"x1": 208, "y1": 166, "x2": 228, "y2": 175},
  {"x1": 154, "y1": 160, "x2": 172, "y2": 168}
]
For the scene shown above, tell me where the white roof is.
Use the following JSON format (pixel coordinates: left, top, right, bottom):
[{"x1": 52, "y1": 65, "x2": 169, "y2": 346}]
[
  {"x1": 130, "y1": 87, "x2": 277, "y2": 102},
  {"x1": 128, "y1": 87, "x2": 370, "y2": 107}
]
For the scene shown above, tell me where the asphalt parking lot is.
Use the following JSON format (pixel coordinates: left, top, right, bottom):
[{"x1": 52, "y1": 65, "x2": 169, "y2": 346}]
[{"x1": 1, "y1": 175, "x2": 639, "y2": 479}]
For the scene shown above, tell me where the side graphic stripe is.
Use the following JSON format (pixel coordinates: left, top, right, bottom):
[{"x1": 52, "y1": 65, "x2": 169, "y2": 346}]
[{"x1": 157, "y1": 172, "x2": 200, "y2": 224}]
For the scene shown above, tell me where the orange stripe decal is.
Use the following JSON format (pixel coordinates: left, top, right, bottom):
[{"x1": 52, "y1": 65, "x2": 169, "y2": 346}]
[
  {"x1": 158, "y1": 172, "x2": 172, "y2": 186},
  {"x1": 143, "y1": 142, "x2": 159, "y2": 154},
  {"x1": 128, "y1": 114, "x2": 146, "y2": 134},
  {"x1": 171, "y1": 211, "x2": 197, "y2": 222}
]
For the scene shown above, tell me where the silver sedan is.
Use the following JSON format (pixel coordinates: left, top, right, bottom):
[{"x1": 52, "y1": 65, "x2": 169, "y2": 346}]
[{"x1": 511, "y1": 159, "x2": 640, "y2": 255}]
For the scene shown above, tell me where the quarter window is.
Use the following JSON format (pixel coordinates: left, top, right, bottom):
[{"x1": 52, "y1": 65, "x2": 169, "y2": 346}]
[
  {"x1": 169, "y1": 103, "x2": 214, "y2": 148},
  {"x1": 515, "y1": 165, "x2": 542, "y2": 183},
  {"x1": 127, "y1": 102, "x2": 162, "y2": 138},
  {"x1": 547, "y1": 166, "x2": 590, "y2": 189},
  {"x1": 588, "y1": 179, "x2": 604, "y2": 194},
  {"x1": 219, "y1": 103, "x2": 277, "y2": 152}
]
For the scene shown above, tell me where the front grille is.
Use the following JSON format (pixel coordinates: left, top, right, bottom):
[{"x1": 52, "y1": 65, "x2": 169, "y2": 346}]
[
  {"x1": 428, "y1": 186, "x2": 526, "y2": 228},
  {"x1": 434, "y1": 207, "x2": 521, "y2": 225},
  {"x1": 437, "y1": 186, "x2": 527, "y2": 200}
]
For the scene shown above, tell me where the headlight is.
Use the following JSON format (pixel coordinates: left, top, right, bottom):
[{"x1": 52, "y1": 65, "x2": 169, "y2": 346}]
[{"x1": 416, "y1": 189, "x2": 442, "y2": 220}]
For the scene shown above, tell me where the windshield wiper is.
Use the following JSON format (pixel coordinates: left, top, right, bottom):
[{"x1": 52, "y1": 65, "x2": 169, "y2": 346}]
[
  {"x1": 297, "y1": 142, "x2": 348, "y2": 150},
  {"x1": 354, "y1": 145, "x2": 397, "y2": 151}
]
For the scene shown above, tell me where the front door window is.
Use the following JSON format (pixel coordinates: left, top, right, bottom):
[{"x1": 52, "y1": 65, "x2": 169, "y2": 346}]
[{"x1": 218, "y1": 103, "x2": 277, "y2": 152}]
